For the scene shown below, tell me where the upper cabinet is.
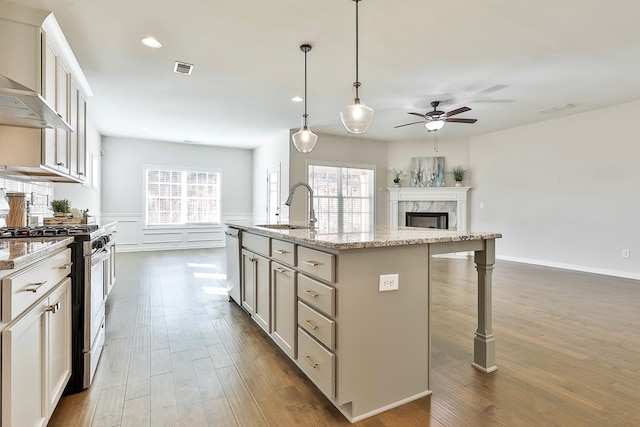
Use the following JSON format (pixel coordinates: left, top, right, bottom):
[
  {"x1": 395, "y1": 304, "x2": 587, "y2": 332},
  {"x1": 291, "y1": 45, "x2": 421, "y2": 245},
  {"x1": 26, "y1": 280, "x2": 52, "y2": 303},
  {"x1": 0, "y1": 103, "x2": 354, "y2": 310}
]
[{"x1": 0, "y1": 1, "x2": 92, "y2": 183}]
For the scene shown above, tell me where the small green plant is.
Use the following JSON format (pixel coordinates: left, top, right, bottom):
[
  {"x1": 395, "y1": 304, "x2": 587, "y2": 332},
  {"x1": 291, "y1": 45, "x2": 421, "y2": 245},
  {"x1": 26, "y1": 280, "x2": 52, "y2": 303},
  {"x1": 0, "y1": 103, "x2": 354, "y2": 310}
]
[
  {"x1": 451, "y1": 166, "x2": 467, "y2": 182},
  {"x1": 50, "y1": 199, "x2": 71, "y2": 214}
]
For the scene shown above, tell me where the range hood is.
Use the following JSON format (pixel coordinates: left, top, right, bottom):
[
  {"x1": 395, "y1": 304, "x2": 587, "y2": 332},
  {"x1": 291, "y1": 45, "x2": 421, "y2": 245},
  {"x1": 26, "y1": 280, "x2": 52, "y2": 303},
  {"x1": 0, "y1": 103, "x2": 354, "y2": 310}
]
[{"x1": 0, "y1": 74, "x2": 73, "y2": 131}]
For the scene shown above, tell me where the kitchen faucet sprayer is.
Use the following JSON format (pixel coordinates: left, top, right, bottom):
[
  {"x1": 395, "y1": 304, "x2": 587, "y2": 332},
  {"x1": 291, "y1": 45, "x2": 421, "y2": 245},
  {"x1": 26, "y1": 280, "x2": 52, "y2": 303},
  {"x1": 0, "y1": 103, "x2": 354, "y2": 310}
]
[{"x1": 285, "y1": 182, "x2": 317, "y2": 228}]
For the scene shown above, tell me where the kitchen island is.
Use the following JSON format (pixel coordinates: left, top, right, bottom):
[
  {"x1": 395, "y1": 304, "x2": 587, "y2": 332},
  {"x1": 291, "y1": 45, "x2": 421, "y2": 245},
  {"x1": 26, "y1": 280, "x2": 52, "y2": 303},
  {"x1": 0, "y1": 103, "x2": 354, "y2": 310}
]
[{"x1": 226, "y1": 222, "x2": 501, "y2": 422}]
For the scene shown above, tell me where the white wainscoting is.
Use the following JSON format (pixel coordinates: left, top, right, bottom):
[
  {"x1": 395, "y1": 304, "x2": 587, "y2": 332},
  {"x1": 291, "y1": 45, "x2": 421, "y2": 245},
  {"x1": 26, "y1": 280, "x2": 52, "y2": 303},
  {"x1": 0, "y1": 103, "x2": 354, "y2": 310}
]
[{"x1": 101, "y1": 213, "x2": 253, "y2": 252}]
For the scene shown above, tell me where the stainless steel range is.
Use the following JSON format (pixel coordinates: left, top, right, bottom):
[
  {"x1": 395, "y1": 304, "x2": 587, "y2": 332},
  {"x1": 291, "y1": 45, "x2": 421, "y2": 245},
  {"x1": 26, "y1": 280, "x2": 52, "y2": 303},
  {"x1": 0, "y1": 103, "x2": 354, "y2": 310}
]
[{"x1": 0, "y1": 223, "x2": 116, "y2": 393}]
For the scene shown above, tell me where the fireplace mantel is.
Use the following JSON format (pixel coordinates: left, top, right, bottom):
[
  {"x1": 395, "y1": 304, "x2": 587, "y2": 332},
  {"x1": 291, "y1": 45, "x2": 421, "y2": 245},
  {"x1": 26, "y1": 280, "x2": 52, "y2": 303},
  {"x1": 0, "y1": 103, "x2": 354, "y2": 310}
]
[{"x1": 388, "y1": 187, "x2": 470, "y2": 231}]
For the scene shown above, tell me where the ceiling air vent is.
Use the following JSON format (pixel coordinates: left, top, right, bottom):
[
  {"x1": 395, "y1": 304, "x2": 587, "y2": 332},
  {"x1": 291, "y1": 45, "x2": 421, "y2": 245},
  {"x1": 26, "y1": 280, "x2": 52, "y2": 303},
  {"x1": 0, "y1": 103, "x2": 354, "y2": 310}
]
[
  {"x1": 539, "y1": 103, "x2": 575, "y2": 114},
  {"x1": 174, "y1": 61, "x2": 194, "y2": 75}
]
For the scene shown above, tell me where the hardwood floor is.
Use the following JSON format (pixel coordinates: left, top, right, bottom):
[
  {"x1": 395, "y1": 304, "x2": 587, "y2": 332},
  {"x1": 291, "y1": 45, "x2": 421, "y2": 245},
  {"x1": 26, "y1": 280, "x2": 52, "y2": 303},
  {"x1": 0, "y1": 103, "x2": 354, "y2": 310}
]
[{"x1": 49, "y1": 249, "x2": 640, "y2": 426}]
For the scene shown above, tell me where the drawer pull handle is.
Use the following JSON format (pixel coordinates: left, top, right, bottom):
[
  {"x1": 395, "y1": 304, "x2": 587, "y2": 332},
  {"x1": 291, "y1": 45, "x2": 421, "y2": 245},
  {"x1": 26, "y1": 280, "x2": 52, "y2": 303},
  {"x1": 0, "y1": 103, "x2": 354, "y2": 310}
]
[
  {"x1": 25, "y1": 282, "x2": 47, "y2": 293},
  {"x1": 303, "y1": 319, "x2": 318, "y2": 330},
  {"x1": 303, "y1": 355, "x2": 318, "y2": 369},
  {"x1": 303, "y1": 260, "x2": 320, "y2": 267},
  {"x1": 303, "y1": 290, "x2": 319, "y2": 298},
  {"x1": 58, "y1": 262, "x2": 73, "y2": 269},
  {"x1": 46, "y1": 302, "x2": 61, "y2": 314},
  {"x1": 274, "y1": 249, "x2": 289, "y2": 255},
  {"x1": 274, "y1": 267, "x2": 287, "y2": 274}
]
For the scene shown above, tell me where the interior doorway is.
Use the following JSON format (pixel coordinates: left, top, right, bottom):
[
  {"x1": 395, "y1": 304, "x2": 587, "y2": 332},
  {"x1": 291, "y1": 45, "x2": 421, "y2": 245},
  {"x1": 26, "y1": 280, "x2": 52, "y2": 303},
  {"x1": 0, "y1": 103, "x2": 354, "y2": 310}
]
[{"x1": 266, "y1": 164, "x2": 281, "y2": 223}]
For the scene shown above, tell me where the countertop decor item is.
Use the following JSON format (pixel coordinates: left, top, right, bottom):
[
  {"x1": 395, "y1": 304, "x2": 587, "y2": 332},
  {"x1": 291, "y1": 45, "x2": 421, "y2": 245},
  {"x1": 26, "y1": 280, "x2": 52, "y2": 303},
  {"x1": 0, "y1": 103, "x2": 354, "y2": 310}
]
[
  {"x1": 50, "y1": 199, "x2": 71, "y2": 215},
  {"x1": 291, "y1": 44, "x2": 318, "y2": 153},
  {"x1": 340, "y1": 0, "x2": 374, "y2": 134}
]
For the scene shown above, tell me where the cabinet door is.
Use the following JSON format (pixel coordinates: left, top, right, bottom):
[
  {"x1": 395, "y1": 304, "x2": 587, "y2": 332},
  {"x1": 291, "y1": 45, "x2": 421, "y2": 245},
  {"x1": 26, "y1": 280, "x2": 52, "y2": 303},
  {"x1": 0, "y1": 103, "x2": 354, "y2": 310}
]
[
  {"x1": 54, "y1": 58, "x2": 70, "y2": 174},
  {"x1": 42, "y1": 37, "x2": 57, "y2": 168},
  {"x1": 68, "y1": 82, "x2": 79, "y2": 177},
  {"x1": 46, "y1": 278, "x2": 72, "y2": 412},
  {"x1": 253, "y1": 254, "x2": 271, "y2": 333},
  {"x1": 77, "y1": 92, "x2": 87, "y2": 180},
  {"x1": 241, "y1": 249, "x2": 255, "y2": 313},
  {"x1": 2, "y1": 299, "x2": 48, "y2": 427},
  {"x1": 271, "y1": 263, "x2": 297, "y2": 358}
]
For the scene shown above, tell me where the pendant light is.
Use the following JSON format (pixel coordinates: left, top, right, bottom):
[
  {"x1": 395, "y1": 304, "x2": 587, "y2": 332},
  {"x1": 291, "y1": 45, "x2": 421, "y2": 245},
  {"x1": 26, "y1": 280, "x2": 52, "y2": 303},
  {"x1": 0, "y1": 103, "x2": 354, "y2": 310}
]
[
  {"x1": 292, "y1": 44, "x2": 318, "y2": 153},
  {"x1": 340, "y1": 0, "x2": 374, "y2": 134}
]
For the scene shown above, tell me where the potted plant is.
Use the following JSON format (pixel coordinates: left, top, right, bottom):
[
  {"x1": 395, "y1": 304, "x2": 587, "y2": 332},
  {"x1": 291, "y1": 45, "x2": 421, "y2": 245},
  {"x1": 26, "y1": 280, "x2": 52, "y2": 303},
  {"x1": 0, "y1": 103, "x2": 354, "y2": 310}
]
[
  {"x1": 388, "y1": 167, "x2": 407, "y2": 187},
  {"x1": 450, "y1": 166, "x2": 467, "y2": 187},
  {"x1": 50, "y1": 199, "x2": 72, "y2": 216}
]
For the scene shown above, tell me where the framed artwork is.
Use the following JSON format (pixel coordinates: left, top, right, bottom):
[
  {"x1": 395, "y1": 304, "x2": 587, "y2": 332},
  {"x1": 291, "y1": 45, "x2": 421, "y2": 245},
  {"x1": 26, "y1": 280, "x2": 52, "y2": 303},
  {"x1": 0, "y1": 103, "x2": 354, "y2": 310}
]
[{"x1": 410, "y1": 157, "x2": 445, "y2": 187}]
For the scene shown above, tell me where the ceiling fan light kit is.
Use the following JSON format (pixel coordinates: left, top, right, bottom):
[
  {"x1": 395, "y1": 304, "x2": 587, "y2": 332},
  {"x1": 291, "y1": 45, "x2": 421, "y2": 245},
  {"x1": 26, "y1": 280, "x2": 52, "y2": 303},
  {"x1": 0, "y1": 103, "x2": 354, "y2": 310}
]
[
  {"x1": 340, "y1": 0, "x2": 374, "y2": 134},
  {"x1": 292, "y1": 44, "x2": 318, "y2": 153},
  {"x1": 394, "y1": 101, "x2": 478, "y2": 133}
]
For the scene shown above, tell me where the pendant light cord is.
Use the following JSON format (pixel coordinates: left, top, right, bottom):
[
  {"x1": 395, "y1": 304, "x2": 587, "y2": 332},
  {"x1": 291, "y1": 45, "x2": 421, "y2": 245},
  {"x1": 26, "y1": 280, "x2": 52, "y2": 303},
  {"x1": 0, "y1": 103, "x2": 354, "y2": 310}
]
[
  {"x1": 354, "y1": 0, "x2": 360, "y2": 99},
  {"x1": 304, "y1": 48, "x2": 308, "y2": 125}
]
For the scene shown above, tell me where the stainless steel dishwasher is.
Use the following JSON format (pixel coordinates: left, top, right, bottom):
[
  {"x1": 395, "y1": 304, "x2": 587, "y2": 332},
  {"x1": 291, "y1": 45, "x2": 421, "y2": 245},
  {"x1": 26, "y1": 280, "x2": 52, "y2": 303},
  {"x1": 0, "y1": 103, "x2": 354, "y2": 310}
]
[{"x1": 225, "y1": 226, "x2": 241, "y2": 303}]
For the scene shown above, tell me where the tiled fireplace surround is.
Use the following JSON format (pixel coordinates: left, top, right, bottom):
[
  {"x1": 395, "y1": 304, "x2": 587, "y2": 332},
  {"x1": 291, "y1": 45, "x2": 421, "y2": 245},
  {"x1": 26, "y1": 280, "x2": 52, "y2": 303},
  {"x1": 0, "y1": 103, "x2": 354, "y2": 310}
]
[{"x1": 388, "y1": 187, "x2": 470, "y2": 231}]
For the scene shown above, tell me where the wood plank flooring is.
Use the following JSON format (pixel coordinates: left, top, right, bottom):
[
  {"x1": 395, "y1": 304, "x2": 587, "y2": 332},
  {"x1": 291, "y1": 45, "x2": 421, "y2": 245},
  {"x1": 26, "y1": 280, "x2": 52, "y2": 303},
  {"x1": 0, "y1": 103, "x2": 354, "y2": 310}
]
[{"x1": 49, "y1": 249, "x2": 640, "y2": 426}]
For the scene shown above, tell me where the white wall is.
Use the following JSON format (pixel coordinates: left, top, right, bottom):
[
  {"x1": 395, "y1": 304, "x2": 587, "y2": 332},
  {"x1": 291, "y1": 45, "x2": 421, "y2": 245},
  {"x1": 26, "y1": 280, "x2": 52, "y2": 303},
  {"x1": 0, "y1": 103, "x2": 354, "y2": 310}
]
[
  {"x1": 289, "y1": 132, "x2": 389, "y2": 225},
  {"x1": 470, "y1": 100, "x2": 640, "y2": 279},
  {"x1": 101, "y1": 136, "x2": 253, "y2": 251},
  {"x1": 54, "y1": 120, "x2": 102, "y2": 221},
  {"x1": 252, "y1": 131, "x2": 290, "y2": 223}
]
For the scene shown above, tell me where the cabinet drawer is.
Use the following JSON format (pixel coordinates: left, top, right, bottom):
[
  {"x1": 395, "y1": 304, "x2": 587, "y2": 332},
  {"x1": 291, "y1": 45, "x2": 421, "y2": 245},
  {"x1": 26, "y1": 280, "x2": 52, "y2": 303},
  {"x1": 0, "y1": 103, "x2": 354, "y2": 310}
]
[
  {"x1": 298, "y1": 301, "x2": 335, "y2": 350},
  {"x1": 2, "y1": 248, "x2": 72, "y2": 323},
  {"x1": 298, "y1": 327, "x2": 335, "y2": 399},
  {"x1": 297, "y1": 246, "x2": 334, "y2": 283},
  {"x1": 271, "y1": 239, "x2": 296, "y2": 266},
  {"x1": 243, "y1": 233, "x2": 270, "y2": 256},
  {"x1": 298, "y1": 274, "x2": 335, "y2": 317}
]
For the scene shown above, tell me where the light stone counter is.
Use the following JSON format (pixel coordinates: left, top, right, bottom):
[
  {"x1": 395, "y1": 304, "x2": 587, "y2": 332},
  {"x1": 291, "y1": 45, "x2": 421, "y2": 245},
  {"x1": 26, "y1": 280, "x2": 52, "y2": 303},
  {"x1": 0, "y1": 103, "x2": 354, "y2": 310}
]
[
  {"x1": 0, "y1": 237, "x2": 74, "y2": 271},
  {"x1": 226, "y1": 223, "x2": 502, "y2": 251}
]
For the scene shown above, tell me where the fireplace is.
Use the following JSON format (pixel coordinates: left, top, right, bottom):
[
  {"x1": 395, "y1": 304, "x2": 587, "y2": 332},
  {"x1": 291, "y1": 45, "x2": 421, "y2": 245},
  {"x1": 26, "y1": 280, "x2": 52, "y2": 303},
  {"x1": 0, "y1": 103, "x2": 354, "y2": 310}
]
[
  {"x1": 388, "y1": 187, "x2": 469, "y2": 231},
  {"x1": 406, "y1": 212, "x2": 449, "y2": 229}
]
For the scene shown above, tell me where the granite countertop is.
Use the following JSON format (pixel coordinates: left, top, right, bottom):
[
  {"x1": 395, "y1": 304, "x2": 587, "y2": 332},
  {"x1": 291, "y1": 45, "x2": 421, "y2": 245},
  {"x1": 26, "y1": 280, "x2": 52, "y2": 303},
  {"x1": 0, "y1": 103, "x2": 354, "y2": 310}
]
[
  {"x1": 226, "y1": 222, "x2": 502, "y2": 250},
  {"x1": 0, "y1": 237, "x2": 74, "y2": 271}
]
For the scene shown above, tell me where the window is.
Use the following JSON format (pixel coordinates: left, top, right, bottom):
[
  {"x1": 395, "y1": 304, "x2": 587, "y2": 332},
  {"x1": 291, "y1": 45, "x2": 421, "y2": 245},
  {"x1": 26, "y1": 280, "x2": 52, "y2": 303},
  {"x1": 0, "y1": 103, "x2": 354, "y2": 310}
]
[
  {"x1": 145, "y1": 167, "x2": 220, "y2": 226},
  {"x1": 308, "y1": 164, "x2": 375, "y2": 234}
]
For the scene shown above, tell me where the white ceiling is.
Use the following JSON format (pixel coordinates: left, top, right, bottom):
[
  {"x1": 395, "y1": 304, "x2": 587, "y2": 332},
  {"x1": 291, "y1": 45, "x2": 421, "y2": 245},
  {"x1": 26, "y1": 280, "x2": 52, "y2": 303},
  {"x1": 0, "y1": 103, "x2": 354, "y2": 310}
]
[{"x1": 13, "y1": 0, "x2": 640, "y2": 149}]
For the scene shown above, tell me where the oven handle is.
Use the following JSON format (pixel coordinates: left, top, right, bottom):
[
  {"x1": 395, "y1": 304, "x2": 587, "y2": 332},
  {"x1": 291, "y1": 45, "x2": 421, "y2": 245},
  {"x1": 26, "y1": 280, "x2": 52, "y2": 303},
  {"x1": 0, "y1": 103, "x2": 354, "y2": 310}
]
[{"x1": 92, "y1": 250, "x2": 110, "y2": 265}]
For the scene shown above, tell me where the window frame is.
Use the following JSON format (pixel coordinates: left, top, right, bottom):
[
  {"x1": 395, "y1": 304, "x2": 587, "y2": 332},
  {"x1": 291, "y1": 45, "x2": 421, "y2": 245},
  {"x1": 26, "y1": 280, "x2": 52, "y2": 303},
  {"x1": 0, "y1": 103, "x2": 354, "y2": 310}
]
[
  {"x1": 143, "y1": 164, "x2": 222, "y2": 228},
  {"x1": 306, "y1": 160, "x2": 377, "y2": 234}
]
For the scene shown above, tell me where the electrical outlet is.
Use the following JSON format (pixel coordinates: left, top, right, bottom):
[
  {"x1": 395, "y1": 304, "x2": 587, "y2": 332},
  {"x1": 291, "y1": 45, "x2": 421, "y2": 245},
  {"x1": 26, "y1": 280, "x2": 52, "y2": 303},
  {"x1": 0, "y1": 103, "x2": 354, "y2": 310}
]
[
  {"x1": 379, "y1": 274, "x2": 399, "y2": 292},
  {"x1": 621, "y1": 249, "x2": 630, "y2": 258}
]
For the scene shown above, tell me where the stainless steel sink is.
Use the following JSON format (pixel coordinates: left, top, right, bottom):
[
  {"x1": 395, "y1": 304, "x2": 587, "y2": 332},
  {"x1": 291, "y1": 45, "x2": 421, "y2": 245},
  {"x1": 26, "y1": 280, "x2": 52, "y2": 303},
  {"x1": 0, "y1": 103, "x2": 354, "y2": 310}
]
[{"x1": 256, "y1": 224, "x2": 310, "y2": 230}]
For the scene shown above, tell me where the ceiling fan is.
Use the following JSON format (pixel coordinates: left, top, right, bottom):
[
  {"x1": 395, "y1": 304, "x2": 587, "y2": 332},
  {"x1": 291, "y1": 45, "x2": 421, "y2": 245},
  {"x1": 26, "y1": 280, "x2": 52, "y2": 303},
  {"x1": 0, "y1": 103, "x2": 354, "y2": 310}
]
[{"x1": 394, "y1": 101, "x2": 477, "y2": 132}]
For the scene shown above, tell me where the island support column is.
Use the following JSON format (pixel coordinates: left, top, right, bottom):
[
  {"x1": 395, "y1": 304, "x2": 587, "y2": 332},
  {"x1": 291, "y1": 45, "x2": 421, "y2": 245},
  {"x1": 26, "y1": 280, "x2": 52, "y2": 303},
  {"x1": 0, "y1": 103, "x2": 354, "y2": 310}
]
[{"x1": 472, "y1": 238, "x2": 497, "y2": 373}]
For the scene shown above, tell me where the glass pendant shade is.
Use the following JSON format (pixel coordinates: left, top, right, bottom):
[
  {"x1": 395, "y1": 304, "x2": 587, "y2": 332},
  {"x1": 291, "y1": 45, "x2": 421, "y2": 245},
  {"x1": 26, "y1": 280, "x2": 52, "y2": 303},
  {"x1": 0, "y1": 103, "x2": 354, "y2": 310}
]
[
  {"x1": 292, "y1": 44, "x2": 317, "y2": 153},
  {"x1": 292, "y1": 121, "x2": 318, "y2": 153},
  {"x1": 340, "y1": 98, "x2": 374, "y2": 134},
  {"x1": 425, "y1": 119, "x2": 445, "y2": 132}
]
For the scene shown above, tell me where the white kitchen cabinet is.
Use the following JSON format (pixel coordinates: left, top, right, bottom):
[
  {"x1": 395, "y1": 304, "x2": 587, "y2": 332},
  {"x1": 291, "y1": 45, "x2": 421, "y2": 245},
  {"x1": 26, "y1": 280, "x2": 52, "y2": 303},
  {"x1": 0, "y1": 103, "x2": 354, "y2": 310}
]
[
  {"x1": 241, "y1": 249, "x2": 255, "y2": 313},
  {"x1": 0, "y1": 4, "x2": 91, "y2": 183},
  {"x1": 271, "y1": 262, "x2": 297, "y2": 358},
  {"x1": 241, "y1": 249, "x2": 271, "y2": 333},
  {"x1": 1, "y1": 248, "x2": 72, "y2": 427}
]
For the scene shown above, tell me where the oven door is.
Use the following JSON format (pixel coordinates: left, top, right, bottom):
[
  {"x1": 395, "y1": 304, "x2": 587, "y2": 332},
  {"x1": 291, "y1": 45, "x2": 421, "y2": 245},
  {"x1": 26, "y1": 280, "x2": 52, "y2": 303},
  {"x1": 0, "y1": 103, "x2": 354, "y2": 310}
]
[{"x1": 84, "y1": 249, "x2": 109, "y2": 352}]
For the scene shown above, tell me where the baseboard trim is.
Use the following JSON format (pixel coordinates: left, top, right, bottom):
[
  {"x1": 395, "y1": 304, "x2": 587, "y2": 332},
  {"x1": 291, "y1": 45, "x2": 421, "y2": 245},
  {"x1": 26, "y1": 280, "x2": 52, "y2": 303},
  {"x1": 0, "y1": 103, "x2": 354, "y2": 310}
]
[{"x1": 497, "y1": 255, "x2": 640, "y2": 281}]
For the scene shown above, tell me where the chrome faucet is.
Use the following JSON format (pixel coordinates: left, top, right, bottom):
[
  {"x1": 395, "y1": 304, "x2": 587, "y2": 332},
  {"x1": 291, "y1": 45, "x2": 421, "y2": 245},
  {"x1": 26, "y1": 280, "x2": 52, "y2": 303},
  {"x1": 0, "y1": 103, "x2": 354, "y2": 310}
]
[{"x1": 285, "y1": 182, "x2": 317, "y2": 227}]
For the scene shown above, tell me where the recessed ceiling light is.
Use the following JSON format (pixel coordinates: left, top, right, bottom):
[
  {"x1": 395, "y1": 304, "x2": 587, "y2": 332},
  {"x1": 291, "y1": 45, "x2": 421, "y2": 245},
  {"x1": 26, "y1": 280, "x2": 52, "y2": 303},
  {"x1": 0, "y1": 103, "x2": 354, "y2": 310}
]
[
  {"x1": 291, "y1": 96, "x2": 303, "y2": 102},
  {"x1": 141, "y1": 37, "x2": 163, "y2": 48}
]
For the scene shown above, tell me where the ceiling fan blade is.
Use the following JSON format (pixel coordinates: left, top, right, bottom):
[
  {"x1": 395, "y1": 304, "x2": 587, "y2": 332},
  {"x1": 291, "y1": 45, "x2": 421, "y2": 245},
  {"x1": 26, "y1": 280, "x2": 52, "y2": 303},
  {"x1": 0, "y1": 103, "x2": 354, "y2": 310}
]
[
  {"x1": 446, "y1": 106, "x2": 471, "y2": 117},
  {"x1": 408, "y1": 112, "x2": 426, "y2": 118},
  {"x1": 393, "y1": 121, "x2": 426, "y2": 128},
  {"x1": 445, "y1": 118, "x2": 477, "y2": 124}
]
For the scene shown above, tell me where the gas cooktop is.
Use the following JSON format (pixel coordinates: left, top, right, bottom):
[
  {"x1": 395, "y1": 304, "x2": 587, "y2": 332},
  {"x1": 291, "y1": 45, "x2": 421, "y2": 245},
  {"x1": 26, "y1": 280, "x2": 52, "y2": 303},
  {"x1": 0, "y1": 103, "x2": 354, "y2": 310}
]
[{"x1": 0, "y1": 225, "x2": 100, "y2": 238}]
